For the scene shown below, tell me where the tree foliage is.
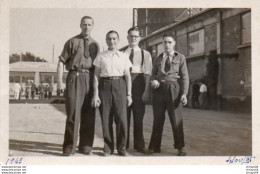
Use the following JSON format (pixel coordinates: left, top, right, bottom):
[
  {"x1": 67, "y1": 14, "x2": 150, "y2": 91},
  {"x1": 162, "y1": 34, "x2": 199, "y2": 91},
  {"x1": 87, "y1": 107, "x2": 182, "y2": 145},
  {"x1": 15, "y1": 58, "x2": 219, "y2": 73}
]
[{"x1": 9, "y1": 52, "x2": 47, "y2": 63}]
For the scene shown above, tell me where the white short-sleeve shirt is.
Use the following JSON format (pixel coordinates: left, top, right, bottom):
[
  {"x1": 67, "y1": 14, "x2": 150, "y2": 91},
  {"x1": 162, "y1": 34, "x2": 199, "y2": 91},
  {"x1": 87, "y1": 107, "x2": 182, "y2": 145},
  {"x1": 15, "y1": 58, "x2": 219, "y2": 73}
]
[{"x1": 93, "y1": 50, "x2": 132, "y2": 77}]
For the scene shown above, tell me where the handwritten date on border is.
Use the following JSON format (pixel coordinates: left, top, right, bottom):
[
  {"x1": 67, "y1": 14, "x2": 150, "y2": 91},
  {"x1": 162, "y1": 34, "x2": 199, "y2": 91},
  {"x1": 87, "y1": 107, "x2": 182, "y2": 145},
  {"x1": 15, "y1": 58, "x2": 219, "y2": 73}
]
[{"x1": 226, "y1": 156, "x2": 255, "y2": 164}]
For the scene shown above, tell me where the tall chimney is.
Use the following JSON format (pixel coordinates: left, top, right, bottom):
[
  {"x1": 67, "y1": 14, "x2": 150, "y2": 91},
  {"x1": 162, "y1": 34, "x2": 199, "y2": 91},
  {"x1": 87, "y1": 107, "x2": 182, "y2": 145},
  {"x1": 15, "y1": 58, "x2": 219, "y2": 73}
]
[{"x1": 133, "y1": 8, "x2": 138, "y2": 27}]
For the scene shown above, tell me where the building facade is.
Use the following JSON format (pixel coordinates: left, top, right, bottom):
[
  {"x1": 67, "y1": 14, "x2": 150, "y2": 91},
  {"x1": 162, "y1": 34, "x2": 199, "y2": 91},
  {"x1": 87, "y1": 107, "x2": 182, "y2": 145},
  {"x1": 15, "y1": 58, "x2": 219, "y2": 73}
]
[
  {"x1": 9, "y1": 61, "x2": 67, "y2": 96},
  {"x1": 136, "y1": 8, "x2": 205, "y2": 37},
  {"x1": 123, "y1": 8, "x2": 251, "y2": 112}
]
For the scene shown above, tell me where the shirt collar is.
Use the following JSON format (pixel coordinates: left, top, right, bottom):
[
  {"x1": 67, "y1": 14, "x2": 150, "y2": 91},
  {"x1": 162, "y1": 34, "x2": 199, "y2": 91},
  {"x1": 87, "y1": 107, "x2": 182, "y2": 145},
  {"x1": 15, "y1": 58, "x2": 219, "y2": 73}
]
[
  {"x1": 163, "y1": 50, "x2": 174, "y2": 57},
  {"x1": 127, "y1": 46, "x2": 141, "y2": 52},
  {"x1": 107, "y1": 49, "x2": 120, "y2": 56},
  {"x1": 79, "y1": 33, "x2": 90, "y2": 40}
]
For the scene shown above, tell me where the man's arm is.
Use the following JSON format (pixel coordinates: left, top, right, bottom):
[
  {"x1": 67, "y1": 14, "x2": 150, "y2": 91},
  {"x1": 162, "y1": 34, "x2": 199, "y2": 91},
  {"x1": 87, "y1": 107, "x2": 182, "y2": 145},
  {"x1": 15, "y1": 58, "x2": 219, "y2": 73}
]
[
  {"x1": 57, "y1": 60, "x2": 64, "y2": 90},
  {"x1": 142, "y1": 52, "x2": 152, "y2": 102},
  {"x1": 124, "y1": 67, "x2": 132, "y2": 107},
  {"x1": 151, "y1": 57, "x2": 160, "y2": 89},
  {"x1": 180, "y1": 56, "x2": 189, "y2": 105},
  {"x1": 91, "y1": 66, "x2": 101, "y2": 108}
]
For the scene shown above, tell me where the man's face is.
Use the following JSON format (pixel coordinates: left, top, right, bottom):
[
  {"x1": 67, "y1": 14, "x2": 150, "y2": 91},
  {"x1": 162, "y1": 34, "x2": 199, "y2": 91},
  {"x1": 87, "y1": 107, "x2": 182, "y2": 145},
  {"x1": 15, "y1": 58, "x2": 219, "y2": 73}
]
[
  {"x1": 106, "y1": 33, "x2": 119, "y2": 49},
  {"x1": 127, "y1": 30, "x2": 140, "y2": 47},
  {"x1": 163, "y1": 36, "x2": 176, "y2": 53},
  {"x1": 80, "y1": 18, "x2": 94, "y2": 36}
]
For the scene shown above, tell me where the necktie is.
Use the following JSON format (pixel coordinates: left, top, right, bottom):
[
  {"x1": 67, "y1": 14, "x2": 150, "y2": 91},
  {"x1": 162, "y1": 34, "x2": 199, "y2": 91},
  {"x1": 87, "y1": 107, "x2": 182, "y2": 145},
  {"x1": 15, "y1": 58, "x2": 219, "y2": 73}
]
[
  {"x1": 84, "y1": 38, "x2": 89, "y2": 58},
  {"x1": 129, "y1": 48, "x2": 134, "y2": 63},
  {"x1": 164, "y1": 54, "x2": 171, "y2": 72}
]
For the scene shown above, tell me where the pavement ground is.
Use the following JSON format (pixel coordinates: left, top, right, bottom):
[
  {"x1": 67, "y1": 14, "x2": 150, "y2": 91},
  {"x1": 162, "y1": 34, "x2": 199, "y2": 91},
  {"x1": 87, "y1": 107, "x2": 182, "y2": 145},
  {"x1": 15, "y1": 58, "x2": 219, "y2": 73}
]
[{"x1": 9, "y1": 103, "x2": 251, "y2": 157}]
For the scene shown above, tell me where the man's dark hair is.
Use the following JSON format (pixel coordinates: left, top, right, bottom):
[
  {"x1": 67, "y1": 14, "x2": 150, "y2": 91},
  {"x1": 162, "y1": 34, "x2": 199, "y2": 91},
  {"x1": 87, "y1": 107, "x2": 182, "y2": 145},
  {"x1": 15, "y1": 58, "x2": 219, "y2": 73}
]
[
  {"x1": 127, "y1": 26, "x2": 140, "y2": 35},
  {"x1": 106, "y1": 30, "x2": 120, "y2": 39},
  {"x1": 162, "y1": 33, "x2": 176, "y2": 40},
  {"x1": 80, "y1": 16, "x2": 94, "y2": 25}
]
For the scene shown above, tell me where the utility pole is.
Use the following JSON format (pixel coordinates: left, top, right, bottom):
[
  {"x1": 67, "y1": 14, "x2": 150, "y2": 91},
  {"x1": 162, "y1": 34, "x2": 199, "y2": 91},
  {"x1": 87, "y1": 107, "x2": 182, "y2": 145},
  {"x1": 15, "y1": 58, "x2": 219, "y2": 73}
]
[{"x1": 52, "y1": 44, "x2": 55, "y2": 63}]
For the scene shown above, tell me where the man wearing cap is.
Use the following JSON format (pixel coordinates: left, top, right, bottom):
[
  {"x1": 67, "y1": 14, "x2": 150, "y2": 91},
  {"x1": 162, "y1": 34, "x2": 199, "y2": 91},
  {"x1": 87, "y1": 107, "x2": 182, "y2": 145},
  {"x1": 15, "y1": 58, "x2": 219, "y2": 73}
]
[
  {"x1": 57, "y1": 16, "x2": 99, "y2": 156},
  {"x1": 92, "y1": 30, "x2": 132, "y2": 156},
  {"x1": 148, "y1": 33, "x2": 189, "y2": 156},
  {"x1": 124, "y1": 27, "x2": 152, "y2": 153}
]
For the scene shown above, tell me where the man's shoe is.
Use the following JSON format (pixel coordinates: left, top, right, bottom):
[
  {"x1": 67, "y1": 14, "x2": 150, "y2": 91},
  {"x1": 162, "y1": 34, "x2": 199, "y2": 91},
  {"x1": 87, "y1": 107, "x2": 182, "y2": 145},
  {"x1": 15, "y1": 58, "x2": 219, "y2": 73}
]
[
  {"x1": 135, "y1": 148, "x2": 148, "y2": 154},
  {"x1": 118, "y1": 151, "x2": 129, "y2": 156},
  {"x1": 63, "y1": 151, "x2": 73, "y2": 156},
  {"x1": 103, "y1": 152, "x2": 112, "y2": 157},
  {"x1": 146, "y1": 149, "x2": 161, "y2": 154},
  {"x1": 79, "y1": 147, "x2": 93, "y2": 155},
  {"x1": 177, "y1": 148, "x2": 186, "y2": 156},
  {"x1": 63, "y1": 147, "x2": 73, "y2": 156}
]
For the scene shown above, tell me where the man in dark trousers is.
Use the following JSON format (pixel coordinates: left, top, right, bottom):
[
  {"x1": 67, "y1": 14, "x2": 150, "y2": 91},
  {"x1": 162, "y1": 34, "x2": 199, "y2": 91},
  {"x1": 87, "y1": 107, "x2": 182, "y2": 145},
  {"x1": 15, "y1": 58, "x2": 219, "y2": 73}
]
[
  {"x1": 31, "y1": 80, "x2": 37, "y2": 100},
  {"x1": 148, "y1": 33, "x2": 189, "y2": 156},
  {"x1": 92, "y1": 31, "x2": 132, "y2": 156},
  {"x1": 124, "y1": 27, "x2": 152, "y2": 152},
  {"x1": 57, "y1": 16, "x2": 99, "y2": 156}
]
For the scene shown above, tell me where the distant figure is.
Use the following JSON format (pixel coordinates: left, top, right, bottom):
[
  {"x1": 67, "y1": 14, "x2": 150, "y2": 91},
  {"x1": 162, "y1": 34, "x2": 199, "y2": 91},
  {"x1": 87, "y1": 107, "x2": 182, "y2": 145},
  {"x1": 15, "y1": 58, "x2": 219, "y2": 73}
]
[
  {"x1": 31, "y1": 80, "x2": 37, "y2": 100},
  {"x1": 199, "y1": 80, "x2": 208, "y2": 109},
  {"x1": 13, "y1": 82, "x2": 22, "y2": 100},
  {"x1": 48, "y1": 83, "x2": 53, "y2": 99},
  {"x1": 192, "y1": 83, "x2": 200, "y2": 109},
  {"x1": 25, "y1": 80, "x2": 32, "y2": 99},
  {"x1": 38, "y1": 82, "x2": 45, "y2": 99},
  {"x1": 44, "y1": 85, "x2": 49, "y2": 99},
  {"x1": 19, "y1": 83, "x2": 23, "y2": 100}
]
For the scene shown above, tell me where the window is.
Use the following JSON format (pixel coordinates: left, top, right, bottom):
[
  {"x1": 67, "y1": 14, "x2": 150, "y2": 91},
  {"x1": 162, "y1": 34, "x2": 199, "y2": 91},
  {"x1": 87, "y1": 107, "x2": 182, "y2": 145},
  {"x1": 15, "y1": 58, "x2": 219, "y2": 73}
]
[
  {"x1": 22, "y1": 76, "x2": 34, "y2": 83},
  {"x1": 188, "y1": 29, "x2": 205, "y2": 56},
  {"x1": 241, "y1": 12, "x2": 251, "y2": 44},
  {"x1": 9, "y1": 76, "x2": 20, "y2": 83}
]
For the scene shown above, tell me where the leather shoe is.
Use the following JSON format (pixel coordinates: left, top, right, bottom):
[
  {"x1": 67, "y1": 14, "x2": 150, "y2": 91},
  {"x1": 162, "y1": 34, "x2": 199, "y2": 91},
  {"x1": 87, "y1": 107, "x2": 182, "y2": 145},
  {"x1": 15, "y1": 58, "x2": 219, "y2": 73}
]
[
  {"x1": 118, "y1": 151, "x2": 129, "y2": 156},
  {"x1": 135, "y1": 148, "x2": 148, "y2": 154},
  {"x1": 103, "y1": 152, "x2": 112, "y2": 157},
  {"x1": 63, "y1": 151, "x2": 73, "y2": 156},
  {"x1": 177, "y1": 148, "x2": 186, "y2": 156},
  {"x1": 146, "y1": 149, "x2": 161, "y2": 154},
  {"x1": 79, "y1": 147, "x2": 92, "y2": 155}
]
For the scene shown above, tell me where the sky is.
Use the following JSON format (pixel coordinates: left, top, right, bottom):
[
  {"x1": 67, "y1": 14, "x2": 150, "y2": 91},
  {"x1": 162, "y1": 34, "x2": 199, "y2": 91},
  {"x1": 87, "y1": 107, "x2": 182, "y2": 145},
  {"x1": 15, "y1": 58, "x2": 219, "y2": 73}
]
[{"x1": 10, "y1": 8, "x2": 133, "y2": 63}]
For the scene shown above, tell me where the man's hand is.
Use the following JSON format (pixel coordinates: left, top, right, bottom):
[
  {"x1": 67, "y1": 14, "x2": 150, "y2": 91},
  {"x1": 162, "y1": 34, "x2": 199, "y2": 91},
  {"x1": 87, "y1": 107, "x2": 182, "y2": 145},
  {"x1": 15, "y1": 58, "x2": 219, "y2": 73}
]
[
  {"x1": 91, "y1": 95, "x2": 101, "y2": 108},
  {"x1": 181, "y1": 94, "x2": 187, "y2": 106},
  {"x1": 142, "y1": 91, "x2": 150, "y2": 103},
  {"x1": 127, "y1": 96, "x2": 132, "y2": 107},
  {"x1": 151, "y1": 80, "x2": 160, "y2": 89}
]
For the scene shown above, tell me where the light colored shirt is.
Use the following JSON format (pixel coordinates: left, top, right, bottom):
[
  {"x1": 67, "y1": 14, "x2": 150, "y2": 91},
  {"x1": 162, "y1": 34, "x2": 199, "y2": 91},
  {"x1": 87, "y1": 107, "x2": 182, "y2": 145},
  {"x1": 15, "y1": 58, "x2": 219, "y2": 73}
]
[
  {"x1": 93, "y1": 50, "x2": 132, "y2": 77},
  {"x1": 13, "y1": 83, "x2": 21, "y2": 92},
  {"x1": 200, "y1": 84, "x2": 207, "y2": 93},
  {"x1": 124, "y1": 47, "x2": 152, "y2": 75}
]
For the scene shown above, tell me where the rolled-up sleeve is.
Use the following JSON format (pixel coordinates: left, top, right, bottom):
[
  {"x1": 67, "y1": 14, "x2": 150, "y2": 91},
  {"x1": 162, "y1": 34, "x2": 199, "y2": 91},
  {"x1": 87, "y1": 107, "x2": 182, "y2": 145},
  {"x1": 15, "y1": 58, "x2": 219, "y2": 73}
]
[
  {"x1": 180, "y1": 56, "x2": 189, "y2": 95},
  {"x1": 59, "y1": 40, "x2": 72, "y2": 63},
  {"x1": 93, "y1": 55, "x2": 101, "y2": 68},
  {"x1": 143, "y1": 51, "x2": 153, "y2": 75},
  {"x1": 124, "y1": 55, "x2": 133, "y2": 70}
]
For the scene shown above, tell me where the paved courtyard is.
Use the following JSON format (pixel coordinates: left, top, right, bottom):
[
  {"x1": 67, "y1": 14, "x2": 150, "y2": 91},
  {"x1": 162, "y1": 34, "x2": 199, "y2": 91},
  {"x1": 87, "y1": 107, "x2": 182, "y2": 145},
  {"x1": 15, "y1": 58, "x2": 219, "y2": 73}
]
[{"x1": 9, "y1": 103, "x2": 251, "y2": 157}]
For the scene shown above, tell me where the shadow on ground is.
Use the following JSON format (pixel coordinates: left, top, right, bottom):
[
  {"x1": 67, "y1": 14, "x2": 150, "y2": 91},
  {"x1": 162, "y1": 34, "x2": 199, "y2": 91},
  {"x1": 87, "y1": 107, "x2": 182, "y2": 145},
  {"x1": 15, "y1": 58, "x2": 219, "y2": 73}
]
[{"x1": 9, "y1": 139, "x2": 63, "y2": 156}]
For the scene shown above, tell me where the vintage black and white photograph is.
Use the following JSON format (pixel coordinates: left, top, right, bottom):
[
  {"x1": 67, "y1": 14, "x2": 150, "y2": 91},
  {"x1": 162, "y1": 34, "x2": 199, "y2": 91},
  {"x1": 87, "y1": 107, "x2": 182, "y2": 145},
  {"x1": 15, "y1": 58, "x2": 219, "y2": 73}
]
[{"x1": 7, "y1": 7, "x2": 253, "y2": 160}]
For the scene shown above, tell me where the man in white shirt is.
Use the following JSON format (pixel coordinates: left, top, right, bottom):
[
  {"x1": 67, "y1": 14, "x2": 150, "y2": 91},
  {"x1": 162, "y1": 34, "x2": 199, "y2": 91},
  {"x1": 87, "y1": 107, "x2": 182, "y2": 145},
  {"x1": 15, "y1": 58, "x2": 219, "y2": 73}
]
[
  {"x1": 199, "y1": 80, "x2": 208, "y2": 109},
  {"x1": 124, "y1": 27, "x2": 152, "y2": 153},
  {"x1": 13, "y1": 82, "x2": 22, "y2": 100},
  {"x1": 92, "y1": 30, "x2": 132, "y2": 156}
]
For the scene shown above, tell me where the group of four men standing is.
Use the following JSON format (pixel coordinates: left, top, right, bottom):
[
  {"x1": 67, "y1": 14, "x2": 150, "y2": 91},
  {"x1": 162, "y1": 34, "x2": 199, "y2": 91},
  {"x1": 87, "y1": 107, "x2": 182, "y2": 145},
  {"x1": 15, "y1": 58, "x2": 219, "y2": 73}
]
[{"x1": 57, "y1": 16, "x2": 189, "y2": 157}]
